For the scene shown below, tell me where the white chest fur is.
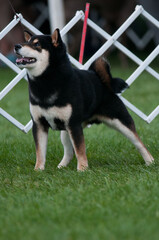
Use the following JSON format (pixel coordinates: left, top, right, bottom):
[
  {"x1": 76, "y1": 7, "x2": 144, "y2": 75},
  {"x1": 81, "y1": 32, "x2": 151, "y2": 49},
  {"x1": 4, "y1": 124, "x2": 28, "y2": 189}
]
[{"x1": 30, "y1": 103, "x2": 72, "y2": 129}]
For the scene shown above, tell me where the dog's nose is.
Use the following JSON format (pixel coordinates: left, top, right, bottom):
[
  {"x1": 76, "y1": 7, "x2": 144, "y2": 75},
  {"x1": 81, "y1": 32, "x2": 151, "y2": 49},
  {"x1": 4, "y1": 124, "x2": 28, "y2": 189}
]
[{"x1": 15, "y1": 44, "x2": 22, "y2": 51}]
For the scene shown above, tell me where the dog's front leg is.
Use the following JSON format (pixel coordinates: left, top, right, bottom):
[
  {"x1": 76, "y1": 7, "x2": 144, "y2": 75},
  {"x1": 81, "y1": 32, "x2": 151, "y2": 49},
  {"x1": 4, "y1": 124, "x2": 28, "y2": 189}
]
[
  {"x1": 58, "y1": 131, "x2": 74, "y2": 168},
  {"x1": 32, "y1": 121, "x2": 49, "y2": 170},
  {"x1": 67, "y1": 125, "x2": 88, "y2": 171}
]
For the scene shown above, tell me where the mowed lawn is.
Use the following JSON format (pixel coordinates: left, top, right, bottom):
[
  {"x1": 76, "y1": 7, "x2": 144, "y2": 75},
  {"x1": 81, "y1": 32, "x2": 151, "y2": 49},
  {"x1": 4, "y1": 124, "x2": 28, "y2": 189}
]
[{"x1": 0, "y1": 66, "x2": 159, "y2": 240}]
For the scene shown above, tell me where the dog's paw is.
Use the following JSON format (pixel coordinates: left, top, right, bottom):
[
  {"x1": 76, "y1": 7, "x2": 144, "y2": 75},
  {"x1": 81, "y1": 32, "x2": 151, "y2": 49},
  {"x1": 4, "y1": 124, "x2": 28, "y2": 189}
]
[
  {"x1": 57, "y1": 158, "x2": 70, "y2": 169},
  {"x1": 77, "y1": 164, "x2": 88, "y2": 172},
  {"x1": 34, "y1": 165, "x2": 45, "y2": 171},
  {"x1": 57, "y1": 162, "x2": 68, "y2": 169},
  {"x1": 145, "y1": 155, "x2": 155, "y2": 166},
  {"x1": 57, "y1": 163, "x2": 67, "y2": 169}
]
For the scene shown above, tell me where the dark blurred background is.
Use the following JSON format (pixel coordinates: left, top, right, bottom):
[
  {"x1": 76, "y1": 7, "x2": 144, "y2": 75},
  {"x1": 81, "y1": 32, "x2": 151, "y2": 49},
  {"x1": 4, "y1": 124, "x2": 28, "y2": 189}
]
[{"x1": 0, "y1": 0, "x2": 158, "y2": 67}]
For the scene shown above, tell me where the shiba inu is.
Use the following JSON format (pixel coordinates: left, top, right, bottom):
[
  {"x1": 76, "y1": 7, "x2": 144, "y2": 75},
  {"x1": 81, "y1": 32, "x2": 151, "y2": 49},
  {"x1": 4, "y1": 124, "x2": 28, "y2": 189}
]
[{"x1": 14, "y1": 29, "x2": 154, "y2": 171}]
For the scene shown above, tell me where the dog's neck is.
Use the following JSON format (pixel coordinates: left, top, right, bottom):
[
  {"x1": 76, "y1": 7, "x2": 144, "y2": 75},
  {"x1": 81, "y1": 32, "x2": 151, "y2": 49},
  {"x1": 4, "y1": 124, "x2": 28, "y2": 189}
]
[
  {"x1": 27, "y1": 56, "x2": 72, "y2": 97},
  {"x1": 27, "y1": 50, "x2": 69, "y2": 80}
]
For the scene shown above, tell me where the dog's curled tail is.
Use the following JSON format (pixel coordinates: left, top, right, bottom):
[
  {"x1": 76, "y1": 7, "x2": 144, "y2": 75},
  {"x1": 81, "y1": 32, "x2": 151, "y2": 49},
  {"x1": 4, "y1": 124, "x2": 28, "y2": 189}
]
[{"x1": 89, "y1": 57, "x2": 128, "y2": 94}]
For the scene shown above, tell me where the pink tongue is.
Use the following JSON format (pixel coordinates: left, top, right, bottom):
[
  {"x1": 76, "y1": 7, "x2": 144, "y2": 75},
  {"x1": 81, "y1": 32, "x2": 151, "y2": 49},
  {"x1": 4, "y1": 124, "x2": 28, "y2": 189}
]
[{"x1": 16, "y1": 57, "x2": 29, "y2": 63}]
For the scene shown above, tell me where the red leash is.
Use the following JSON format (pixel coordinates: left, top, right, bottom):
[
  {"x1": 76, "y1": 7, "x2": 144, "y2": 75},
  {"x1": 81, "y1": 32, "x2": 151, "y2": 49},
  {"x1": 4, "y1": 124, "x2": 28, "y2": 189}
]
[{"x1": 79, "y1": 3, "x2": 90, "y2": 64}]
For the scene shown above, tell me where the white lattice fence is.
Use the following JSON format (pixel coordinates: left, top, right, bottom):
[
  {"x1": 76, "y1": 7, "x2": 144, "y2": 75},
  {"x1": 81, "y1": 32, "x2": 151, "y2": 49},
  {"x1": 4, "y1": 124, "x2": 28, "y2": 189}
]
[{"x1": 0, "y1": 5, "x2": 158, "y2": 133}]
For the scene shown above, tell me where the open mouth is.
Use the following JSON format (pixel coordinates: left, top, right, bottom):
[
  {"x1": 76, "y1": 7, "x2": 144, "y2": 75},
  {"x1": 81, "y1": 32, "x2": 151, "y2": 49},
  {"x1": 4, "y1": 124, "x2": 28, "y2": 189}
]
[{"x1": 16, "y1": 55, "x2": 37, "y2": 65}]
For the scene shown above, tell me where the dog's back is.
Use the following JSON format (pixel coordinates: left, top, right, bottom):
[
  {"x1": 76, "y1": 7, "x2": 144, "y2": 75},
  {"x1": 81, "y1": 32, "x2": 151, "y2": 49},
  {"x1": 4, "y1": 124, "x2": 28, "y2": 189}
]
[{"x1": 69, "y1": 56, "x2": 128, "y2": 122}]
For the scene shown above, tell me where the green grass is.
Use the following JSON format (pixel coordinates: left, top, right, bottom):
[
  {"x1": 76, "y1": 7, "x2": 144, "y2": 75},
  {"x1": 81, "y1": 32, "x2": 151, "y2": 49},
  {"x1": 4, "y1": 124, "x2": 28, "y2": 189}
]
[{"x1": 0, "y1": 67, "x2": 159, "y2": 240}]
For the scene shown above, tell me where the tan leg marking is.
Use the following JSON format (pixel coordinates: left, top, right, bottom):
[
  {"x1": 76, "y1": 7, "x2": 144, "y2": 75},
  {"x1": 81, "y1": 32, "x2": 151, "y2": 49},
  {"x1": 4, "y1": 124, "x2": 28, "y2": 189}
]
[
  {"x1": 67, "y1": 128, "x2": 88, "y2": 171},
  {"x1": 34, "y1": 127, "x2": 48, "y2": 170},
  {"x1": 98, "y1": 116, "x2": 154, "y2": 165}
]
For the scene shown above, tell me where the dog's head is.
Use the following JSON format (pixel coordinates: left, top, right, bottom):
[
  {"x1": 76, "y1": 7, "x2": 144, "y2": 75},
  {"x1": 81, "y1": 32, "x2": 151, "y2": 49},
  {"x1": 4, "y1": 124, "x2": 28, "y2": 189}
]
[{"x1": 14, "y1": 29, "x2": 63, "y2": 77}]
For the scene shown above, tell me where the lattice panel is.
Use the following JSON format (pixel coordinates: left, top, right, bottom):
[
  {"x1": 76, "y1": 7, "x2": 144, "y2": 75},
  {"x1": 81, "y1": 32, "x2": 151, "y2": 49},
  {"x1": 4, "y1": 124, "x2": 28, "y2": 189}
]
[{"x1": 0, "y1": 5, "x2": 158, "y2": 133}]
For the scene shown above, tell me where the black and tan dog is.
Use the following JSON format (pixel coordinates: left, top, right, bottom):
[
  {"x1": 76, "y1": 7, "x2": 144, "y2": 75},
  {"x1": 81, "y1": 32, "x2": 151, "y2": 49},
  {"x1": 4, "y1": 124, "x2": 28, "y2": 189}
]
[{"x1": 14, "y1": 29, "x2": 154, "y2": 171}]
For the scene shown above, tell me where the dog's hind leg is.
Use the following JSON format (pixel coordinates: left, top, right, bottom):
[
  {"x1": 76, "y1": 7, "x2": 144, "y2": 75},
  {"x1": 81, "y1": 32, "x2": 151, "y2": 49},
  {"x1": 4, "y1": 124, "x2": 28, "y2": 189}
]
[
  {"x1": 58, "y1": 131, "x2": 74, "y2": 168},
  {"x1": 32, "y1": 121, "x2": 49, "y2": 170},
  {"x1": 99, "y1": 116, "x2": 154, "y2": 165},
  {"x1": 67, "y1": 125, "x2": 88, "y2": 171}
]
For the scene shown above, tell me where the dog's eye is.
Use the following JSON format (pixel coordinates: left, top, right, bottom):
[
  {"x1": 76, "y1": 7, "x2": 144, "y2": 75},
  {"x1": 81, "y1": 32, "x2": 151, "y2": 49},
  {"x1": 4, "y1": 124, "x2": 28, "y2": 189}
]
[{"x1": 34, "y1": 42, "x2": 40, "y2": 47}]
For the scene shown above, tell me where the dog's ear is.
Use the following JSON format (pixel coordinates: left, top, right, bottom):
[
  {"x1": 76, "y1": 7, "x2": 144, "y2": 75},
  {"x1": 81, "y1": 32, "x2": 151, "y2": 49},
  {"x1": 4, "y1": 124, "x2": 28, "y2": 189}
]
[
  {"x1": 51, "y1": 29, "x2": 61, "y2": 47},
  {"x1": 24, "y1": 30, "x2": 33, "y2": 42}
]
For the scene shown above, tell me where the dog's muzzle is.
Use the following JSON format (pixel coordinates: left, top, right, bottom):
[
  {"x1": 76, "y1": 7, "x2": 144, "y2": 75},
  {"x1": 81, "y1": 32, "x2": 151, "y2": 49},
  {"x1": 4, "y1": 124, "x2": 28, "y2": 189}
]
[{"x1": 14, "y1": 44, "x2": 37, "y2": 65}]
